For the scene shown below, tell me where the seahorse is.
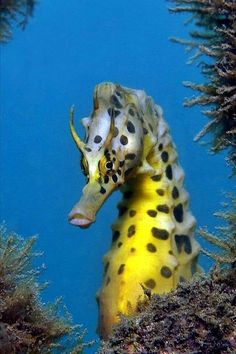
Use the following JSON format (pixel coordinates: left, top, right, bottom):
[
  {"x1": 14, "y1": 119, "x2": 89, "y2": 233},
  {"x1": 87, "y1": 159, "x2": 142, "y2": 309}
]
[{"x1": 68, "y1": 82, "x2": 201, "y2": 340}]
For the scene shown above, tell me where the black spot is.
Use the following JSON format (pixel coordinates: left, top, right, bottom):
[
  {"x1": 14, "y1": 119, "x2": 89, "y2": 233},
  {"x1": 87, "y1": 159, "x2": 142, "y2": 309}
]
[
  {"x1": 172, "y1": 186, "x2": 179, "y2": 199},
  {"x1": 158, "y1": 144, "x2": 163, "y2": 151},
  {"x1": 147, "y1": 210, "x2": 157, "y2": 217},
  {"x1": 119, "y1": 160, "x2": 125, "y2": 167},
  {"x1": 127, "y1": 120, "x2": 135, "y2": 133},
  {"x1": 146, "y1": 243, "x2": 157, "y2": 252},
  {"x1": 175, "y1": 235, "x2": 192, "y2": 254},
  {"x1": 113, "y1": 127, "x2": 119, "y2": 137},
  {"x1": 106, "y1": 277, "x2": 110, "y2": 286},
  {"x1": 118, "y1": 264, "x2": 125, "y2": 275},
  {"x1": 157, "y1": 204, "x2": 169, "y2": 213},
  {"x1": 130, "y1": 247, "x2": 136, "y2": 252},
  {"x1": 111, "y1": 94, "x2": 122, "y2": 108},
  {"x1": 118, "y1": 206, "x2": 128, "y2": 216},
  {"x1": 151, "y1": 174, "x2": 162, "y2": 182},
  {"x1": 127, "y1": 225, "x2": 136, "y2": 237},
  {"x1": 104, "y1": 175, "x2": 109, "y2": 184},
  {"x1": 120, "y1": 135, "x2": 128, "y2": 145},
  {"x1": 168, "y1": 250, "x2": 173, "y2": 255},
  {"x1": 128, "y1": 108, "x2": 135, "y2": 116},
  {"x1": 117, "y1": 169, "x2": 122, "y2": 176},
  {"x1": 85, "y1": 147, "x2": 92, "y2": 152},
  {"x1": 166, "y1": 165, "x2": 173, "y2": 180},
  {"x1": 124, "y1": 190, "x2": 133, "y2": 199},
  {"x1": 160, "y1": 266, "x2": 172, "y2": 278},
  {"x1": 100, "y1": 187, "x2": 106, "y2": 194},
  {"x1": 117, "y1": 242, "x2": 122, "y2": 248},
  {"x1": 144, "y1": 279, "x2": 156, "y2": 289},
  {"x1": 156, "y1": 189, "x2": 165, "y2": 196},
  {"x1": 104, "y1": 262, "x2": 110, "y2": 274},
  {"x1": 94, "y1": 135, "x2": 102, "y2": 144},
  {"x1": 173, "y1": 203, "x2": 184, "y2": 223},
  {"x1": 161, "y1": 151, "x2": 169, "y2": 163},
  {"x1": 125, "y1": 168, "x2": 133, "y2": 177},
  {"x1": 152, "y1": 227, "x2": 169, "y2": 240},
  {"x1": 112, "y1": 174, "x2": 118, "y2": 183},
  {"x1": 125, "y1": 153, "x2": 136, "y2": 160},
  {"x1": 112, "y1": 230, "x2": 120, "y2": 242},
  {"x1": 112, "y1": 149, "x2": 116, "y2": 155},
  {"x1": 129, "y1": 210, "x2": 136, "y2": 217},
  {"x1": 148, "y1": 123, "x2": 153, "y2": 132},
  {"x1": 143, "y1": 127, "x2": 148, "y2": 135},
  {"x1": 179, "y1": 276, "x2": 186, "y2": 283}
]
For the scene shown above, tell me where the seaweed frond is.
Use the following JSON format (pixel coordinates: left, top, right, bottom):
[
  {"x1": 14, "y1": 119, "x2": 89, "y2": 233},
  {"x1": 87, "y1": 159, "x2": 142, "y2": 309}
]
[
  {"x1": 170, "y1": 0, "x2": 236, "y2": 174},
  {"x1": 199, "y1": 194, "x2": 236, "y2": 266},
  {"x1": 0, "y1": 0, "x2": 37, "y2": 43},
  {"x1": 0, "y1": 225, "x2": 92, "y2": 353}
]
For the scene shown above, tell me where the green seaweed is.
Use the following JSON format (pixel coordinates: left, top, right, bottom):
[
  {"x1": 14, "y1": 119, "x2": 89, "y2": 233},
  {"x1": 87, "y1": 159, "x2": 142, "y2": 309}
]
[
  {"x1": 0, "y1": 225, "x2": 92, "y2": 353},
  {"x1": 170, "y1": 0, "x2": 236, "y2": 174},
  {"x1": 0, "y1": 0, "x2": 37, "y2": 43}
]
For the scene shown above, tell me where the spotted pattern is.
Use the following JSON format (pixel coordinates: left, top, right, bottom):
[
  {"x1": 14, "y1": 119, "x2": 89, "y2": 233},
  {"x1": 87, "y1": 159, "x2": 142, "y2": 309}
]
[
  {"x1": 152, "y1": 227, "x2": 169, "y2": 240},
  {"x1": 144, "y1": 279, "x2": 156, "y2": 289},
  {"x1": 156, "y1": 204, "x2": 169, "y2": 213},
  {"x1": 117, "y1": 241, "x2": 122, "y2": 248},
  {"x1": 160, "y1": 266, "x2": 172, "y2": 278},
  {"x1": 113, "y1": 127, "x2": 119, "y2": 137},
  {"x1": 94, "y1": 135, "x2": 102, "y2": 144},
  {"x1": 172, "y1": 186, "x2": 179, "y2": 199},
  {"x1": 112, "y1": 174, "x2": 118, "y2": 183},
  {"x1": 118, "y1": 264, "x2": 125, "y2": 275},
  {"x1": 156, "y1": 189, "x2": 165, "y2": 196},
  {"x1": 129, "y1": 210, "x2": 136, "y2": 217},
  {"x1": 120, "y1": 135, "x2": 128, "y2": 145},
  {"x1": 146, "y1": 243, "x2": 157, "y2": 252},
  {"x1": 127, "y1": 121, "x2": 135, "y2": 133},
  {"x1": 166, "y1": 164, "x2": 173, "y2": 180},
  {"x1": 151, "y1": 174, "x2": 162, "y2": 182},
  {"x1": 127, "y1": 225, "x2": 136, "y2": 237},
  {"x1": 128, "y1": 108, "x2": 135, "y2": 116},
  {"x1": 175, "y1": 234, "x2": 192, "y2": 254},
  {"x1": 100, "y1": 186, "x2": 106, "y2": 194},
  {"x1": 161, "y1": 151, "x2": 169, "y2": 163},
  {"x1": 173, "y1": 203, "x2": 184, "y2": 223},
  {"x1": 147, "y1": 210, "x2": 157, "y2": 217},
  {"x1": 125, "y1": 153, "x2": 136, "y2": 160}
]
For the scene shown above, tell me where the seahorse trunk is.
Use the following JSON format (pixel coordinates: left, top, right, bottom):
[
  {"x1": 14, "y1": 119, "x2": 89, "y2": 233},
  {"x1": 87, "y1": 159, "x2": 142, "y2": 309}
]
[
  {"x1": 68, "y1": 82, "x2": 201, "y2": 340},
  {"x1": 96, "y1": 113, "x2": 200, "y2": 339}
]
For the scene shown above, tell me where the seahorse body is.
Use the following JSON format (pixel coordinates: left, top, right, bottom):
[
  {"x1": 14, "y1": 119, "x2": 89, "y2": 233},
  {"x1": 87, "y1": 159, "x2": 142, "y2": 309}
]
[{"x1": 68, "y1": 82, "x2": 201, "y2": 339}]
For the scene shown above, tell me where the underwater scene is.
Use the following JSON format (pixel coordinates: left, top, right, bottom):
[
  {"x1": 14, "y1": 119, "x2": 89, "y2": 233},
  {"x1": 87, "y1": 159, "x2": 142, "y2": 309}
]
[{"x1": 1, "y1": 0, "x2": 235, "y2": 353}]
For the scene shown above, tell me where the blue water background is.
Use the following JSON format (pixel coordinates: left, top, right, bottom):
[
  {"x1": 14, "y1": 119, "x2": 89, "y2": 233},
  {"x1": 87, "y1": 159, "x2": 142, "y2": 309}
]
[{"x1": 1, "y1": 1, "x2": 234, "y2": 351}]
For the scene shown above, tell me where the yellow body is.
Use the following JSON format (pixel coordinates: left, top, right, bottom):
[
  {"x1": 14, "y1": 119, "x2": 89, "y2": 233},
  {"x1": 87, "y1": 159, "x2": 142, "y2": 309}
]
[{"x1": 68, "y1": 83, "x2": 201, "y2": 340}]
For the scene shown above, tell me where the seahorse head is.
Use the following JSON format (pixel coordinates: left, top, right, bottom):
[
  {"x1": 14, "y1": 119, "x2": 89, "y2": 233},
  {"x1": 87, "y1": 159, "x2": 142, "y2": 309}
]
[{"x1": 68, "y1": 82, "x2": 158, "y2": 227}]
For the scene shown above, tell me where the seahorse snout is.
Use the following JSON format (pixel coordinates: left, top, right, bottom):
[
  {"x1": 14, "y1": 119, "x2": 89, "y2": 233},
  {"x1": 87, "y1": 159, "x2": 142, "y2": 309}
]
[{"x1": 68, "y1": 207, "x2": 94, "y2": 228}]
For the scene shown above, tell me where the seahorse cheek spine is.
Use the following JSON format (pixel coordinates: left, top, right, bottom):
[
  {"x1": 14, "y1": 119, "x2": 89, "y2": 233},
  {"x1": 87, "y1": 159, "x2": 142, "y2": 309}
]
[{"x1": 68, "y1": 82, "x2": 201, "y2": 340}]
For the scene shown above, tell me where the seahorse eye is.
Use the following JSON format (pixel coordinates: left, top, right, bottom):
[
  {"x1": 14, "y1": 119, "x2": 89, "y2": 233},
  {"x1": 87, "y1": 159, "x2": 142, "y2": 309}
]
[{"x1": 105, "y1": 161, "x2": 113, "y2": 171}]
